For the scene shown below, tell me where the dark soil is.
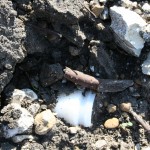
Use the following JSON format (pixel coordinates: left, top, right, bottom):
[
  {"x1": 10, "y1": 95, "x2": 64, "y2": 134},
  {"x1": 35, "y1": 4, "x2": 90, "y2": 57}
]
[{"x1": 0, "y1": 0, "x2": 150, "y2": 149}]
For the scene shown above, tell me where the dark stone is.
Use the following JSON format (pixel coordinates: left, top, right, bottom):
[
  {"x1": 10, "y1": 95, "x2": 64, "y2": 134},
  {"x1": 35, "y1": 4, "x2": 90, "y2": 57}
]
[
  {"x1": 89, "y1": 43, "x2": 117, "y2": 78},
  {"x1": 25, "y1": 24, "x2": 52, "y2": 54},
  {"x1": 1, "y1": 142, "x2": 17, "y2": 150},
  {"x1": 52, "y1": 23, "x2": 86, "y2": 47},
  {"x1": 98, "y1": 79, "x2": 134, "y2": 92},
  {"x1": 40, "y1": 63, "x2": 63, "y2": 87}
]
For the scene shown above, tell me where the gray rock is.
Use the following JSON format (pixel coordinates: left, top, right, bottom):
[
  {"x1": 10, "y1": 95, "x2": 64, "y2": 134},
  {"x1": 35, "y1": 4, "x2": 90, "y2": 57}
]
[
  {"x1": 110, "y1": 6, "x2": 146, "y2": 57},
  {"x1": 98, "y1": 79, "x2": 133, "y2": 92},
  {"x1": 135, "y1": 143, "x2": 140, "y2": 150},
  {"x1": 12, "y1": 135, "x2": 37, "y2": 143},
  {"x1": 141, "y1": 52, "x2": 150, "y2": 75},
  {"x1": 141, "y1": 24, "x2": 150, "y2": 43},
  {"x1": 0, "y1": 0, "x2": 26, "y2": 93},
  {"x1": 1, "y1": 103, "x2": 34, "y2": 138},
  {"x1": 33, "y1": 0, "x2": 87, "y2": 25},
  {"x1": 40, "y1": 63, "x2": 63, "y2": 87},
  {"x1": 1, "y1": 142, "x2": 17, "y2": 150},
  {"x1": 100, "y1": 7, "x2": 109, "y2": 20}
]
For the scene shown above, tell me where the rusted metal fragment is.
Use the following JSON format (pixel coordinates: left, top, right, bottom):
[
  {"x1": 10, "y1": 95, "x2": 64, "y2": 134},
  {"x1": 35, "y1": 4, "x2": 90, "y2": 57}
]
[
  {"x1": 64, "y1": 67, "x2": 133, "y2": 92},
  {"x1": 98, "y1": 79, "x2": 134, "y2": 92},
  {"x1": 64, "y1": 67, "x2": 99, "y2": 90}
]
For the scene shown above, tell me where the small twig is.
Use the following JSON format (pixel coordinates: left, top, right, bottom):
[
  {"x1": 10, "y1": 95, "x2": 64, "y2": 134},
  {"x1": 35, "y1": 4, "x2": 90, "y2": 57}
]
[
  {"x1": 120, "y1": 103, "x2": 150, "y2": 133},
  {"x1": 64, "y1": 67, "x2": 99, "y2": 90}
]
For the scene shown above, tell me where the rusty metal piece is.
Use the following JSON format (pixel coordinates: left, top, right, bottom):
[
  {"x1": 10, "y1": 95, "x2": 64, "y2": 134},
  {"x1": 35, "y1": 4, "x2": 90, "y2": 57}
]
[
  {"x1": 64, "y1": 67, "x2": 99, "y2": 90},
  {"x1": 64, "y1": 67, "x2": 133, "y2": 92}
]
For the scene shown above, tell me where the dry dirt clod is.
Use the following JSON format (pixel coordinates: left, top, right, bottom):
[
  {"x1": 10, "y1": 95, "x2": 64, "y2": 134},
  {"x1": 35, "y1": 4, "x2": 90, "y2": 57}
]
[
  {"x1": 1, "y1": 103, "x2": 34, "y2": 138},
  {"x1": 107, "y1": 104, "x2": 117, "y2": 113},
  {"x1": 34, "y1": 109, "x2": 56, "y2": 135},
  {"x1": 104, "y1": 118, "x2": 119, "y2": 129}
]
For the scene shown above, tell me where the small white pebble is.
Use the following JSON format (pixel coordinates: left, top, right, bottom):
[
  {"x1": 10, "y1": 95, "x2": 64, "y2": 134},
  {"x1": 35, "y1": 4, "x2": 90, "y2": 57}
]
[
  {"x1": 142, "y1": 3, "x2": 150, "y2": 12},
  {"x1": 62, "y1": 79, "x2": 67, "y2": 83},
  {"x1": 90, "y1": 66, "x2": 95, "y2": 72},
  {"x1": 54, "y1": 90, "x2": 96, "y2": 127}
]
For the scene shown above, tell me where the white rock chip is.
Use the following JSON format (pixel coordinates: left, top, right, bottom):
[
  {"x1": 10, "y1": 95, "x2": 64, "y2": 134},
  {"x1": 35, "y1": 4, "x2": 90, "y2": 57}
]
[
  {"x1": 142, "y1": 3, "x2": 150, "y2": 13},
  {"x1": 54, "y1": 90, "x2": 96, "y2": 127},
  {"x1": 11, "y1": 89, "x2": 38, "y2": 103},
  {"x1": 141, "y1": 52, "x2": 150, "y2": 75},
  {"x1": 34, "y1": 109, "x2": 56, "y2": 135},
  {"x1": 2, "y1": 104, "x2": 34, "y2": 138},
  {"x1": 110, "y1": 6, "x2": 147, "y2": 57},
  {"x1": 12, "y1": 135, "x2": 36, "y2": 143}
]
